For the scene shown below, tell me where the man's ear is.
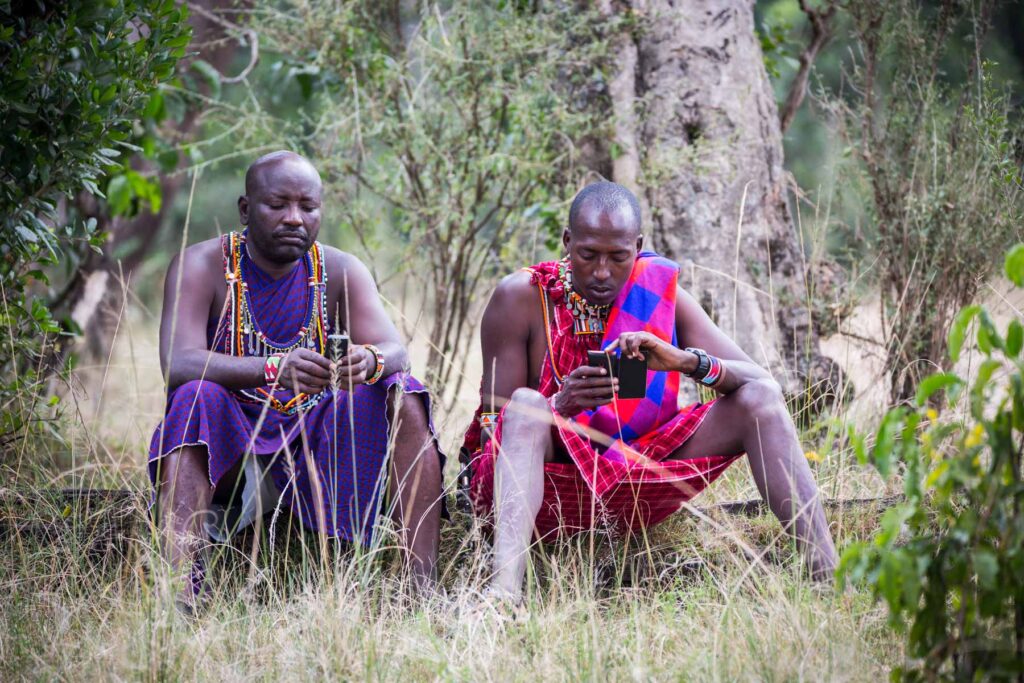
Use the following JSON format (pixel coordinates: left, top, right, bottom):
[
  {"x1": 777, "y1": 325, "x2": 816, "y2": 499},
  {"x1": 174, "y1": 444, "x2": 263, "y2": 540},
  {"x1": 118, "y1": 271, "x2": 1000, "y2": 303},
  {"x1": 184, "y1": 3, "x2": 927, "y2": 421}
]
[
  {"x1": 636, "y1": 233, "x2": 644, "y2": 252},
  {"x1": 562, "y1": 227, "x2": 571, "y2": 253},
  {"x1": 238, "y1": 195, "x2": 249, "y2": 226}
]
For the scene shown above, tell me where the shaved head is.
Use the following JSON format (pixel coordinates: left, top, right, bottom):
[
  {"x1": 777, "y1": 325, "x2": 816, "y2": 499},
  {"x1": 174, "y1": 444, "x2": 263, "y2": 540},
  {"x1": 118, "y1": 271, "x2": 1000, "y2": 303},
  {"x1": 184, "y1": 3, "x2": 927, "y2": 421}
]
[
  {"x1": 244, "y1": 150, "x2": 321, "y2": 196},
  {"x1": 561, "y1": 181, "x2": 644, "y2": 305},
  {"x1": 568, "y1": 181, "x2": 641, "y2": 236},
  {"x1": 238, "y1": 151, "x2": 323, "y2": 265}
]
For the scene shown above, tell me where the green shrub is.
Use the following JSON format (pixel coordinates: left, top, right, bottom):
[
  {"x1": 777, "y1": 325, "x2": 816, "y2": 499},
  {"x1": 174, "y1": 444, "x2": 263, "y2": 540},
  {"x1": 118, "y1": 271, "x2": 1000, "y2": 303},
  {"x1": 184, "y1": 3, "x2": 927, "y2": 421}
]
[
  {"x1": 839, "y1": 244, "x2": 1024, "y2": 681},
  {"x1": 0, "y1": 0, "x2": 189, "y2": 455},
  {"x1": 828, "y1": 0, "x2": 1024, "y2": 404}
]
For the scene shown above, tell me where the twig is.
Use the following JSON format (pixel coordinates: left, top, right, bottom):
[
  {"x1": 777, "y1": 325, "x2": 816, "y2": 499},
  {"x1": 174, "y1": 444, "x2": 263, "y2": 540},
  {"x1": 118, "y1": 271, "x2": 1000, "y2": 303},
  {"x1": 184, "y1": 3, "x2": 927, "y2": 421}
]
[
  {"x1": 779, "y1": 0, "x2": 837, "y2": 133},
  {"x1": 187, "y1": 2, "x2": 259, "y2": 84}
]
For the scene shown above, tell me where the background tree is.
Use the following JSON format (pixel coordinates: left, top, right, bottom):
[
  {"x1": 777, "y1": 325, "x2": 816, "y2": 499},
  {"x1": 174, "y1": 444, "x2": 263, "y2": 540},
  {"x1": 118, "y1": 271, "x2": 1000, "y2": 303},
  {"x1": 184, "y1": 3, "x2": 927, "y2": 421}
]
[
  {"x1": 593, "y1": 0, "x2": 844, "y2": 407},
  {"x1": 0, "y1": 0, "x2": 189, "y2": 455},
  {"x1": 48, "y1": 0, "x2": 245, "y2": 372},
  {"x1": 221, "y1": 1, "x2": 605, "y2": 409},
  {"x1": 826, "y1": 0, "x2": 1023, "y2": 404}
]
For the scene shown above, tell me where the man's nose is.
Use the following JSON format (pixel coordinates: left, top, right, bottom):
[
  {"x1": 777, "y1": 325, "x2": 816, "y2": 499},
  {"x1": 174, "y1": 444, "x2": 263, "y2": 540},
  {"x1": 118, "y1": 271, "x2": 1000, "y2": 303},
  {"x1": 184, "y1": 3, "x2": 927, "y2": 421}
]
[
  {"x1": 594, "y1": 260, "x2": 612, "y2": 281},
  {"x1": 282, "y1": 203, "x2": 303, "y2": 225}
]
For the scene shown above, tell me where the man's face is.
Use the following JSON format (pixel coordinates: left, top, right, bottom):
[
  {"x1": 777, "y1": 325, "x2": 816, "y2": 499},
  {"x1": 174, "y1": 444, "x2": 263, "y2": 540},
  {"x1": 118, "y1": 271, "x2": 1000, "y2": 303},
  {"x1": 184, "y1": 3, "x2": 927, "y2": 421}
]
[
  {"x1": 563, "y1": 203, "x2": 642, "y2": 305},
  {"x1": 238, "y1": 159, "x2": 322, "y2": 264}
]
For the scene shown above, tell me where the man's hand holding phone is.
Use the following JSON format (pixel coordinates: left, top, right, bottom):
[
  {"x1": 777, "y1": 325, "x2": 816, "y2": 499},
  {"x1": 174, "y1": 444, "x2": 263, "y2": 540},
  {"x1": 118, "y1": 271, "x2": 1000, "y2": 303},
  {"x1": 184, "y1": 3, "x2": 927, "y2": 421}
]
[{"x1": 553, "y1": 365, "x2": 619, "y2": 417}]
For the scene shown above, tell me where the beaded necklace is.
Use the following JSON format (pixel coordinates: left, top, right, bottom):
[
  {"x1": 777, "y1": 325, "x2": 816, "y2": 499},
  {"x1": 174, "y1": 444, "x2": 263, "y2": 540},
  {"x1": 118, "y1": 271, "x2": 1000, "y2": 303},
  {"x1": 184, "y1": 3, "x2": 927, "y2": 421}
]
[
  {"x1": 557, "y1": 257, "x2": 610, "y2": 335},
  {"x1": 222, "y1": 231, "x2": 329, "y2": 414}
]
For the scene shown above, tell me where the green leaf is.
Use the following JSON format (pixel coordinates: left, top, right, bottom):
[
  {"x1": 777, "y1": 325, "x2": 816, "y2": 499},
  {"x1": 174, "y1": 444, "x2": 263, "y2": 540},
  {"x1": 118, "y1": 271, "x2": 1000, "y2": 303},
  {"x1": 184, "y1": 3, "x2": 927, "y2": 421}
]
[
  {"x1": 948, "y1": 305, "x2": 982, "y2": 363},
  {"x1": 143, "y1": 90, "x2": 166, "y2": 120},
  {"x1": 915, "y1": 372, "x2": 963, "y2": 406},
  {"x1": 1004, "y1": 244, "x2": 1024, "y2": 286},
  {"x1": 106, "y1": 174, "x2": 132, "y2": 215},
  {"x1": 873, "y1": 408, "x2": 906, "y2": 479},
  {"x1": 977, "y1": 323, "x2": 993, "y2": 354},
  {"x1": 979, "y1": 311, "x2": 1003, "y2": 351},
  {"x1": 166, "y1": 34, "x2": 191, "y2": 49},
  {"x1": 98, "y1": 83, "x2": 118, "y2": 103},
  {"x1": 973, "y1": 548, "x2": 999, "y2": 590},
  {"x1": 1006, "y1": 320, "x2": 1023, "y2": 357}
]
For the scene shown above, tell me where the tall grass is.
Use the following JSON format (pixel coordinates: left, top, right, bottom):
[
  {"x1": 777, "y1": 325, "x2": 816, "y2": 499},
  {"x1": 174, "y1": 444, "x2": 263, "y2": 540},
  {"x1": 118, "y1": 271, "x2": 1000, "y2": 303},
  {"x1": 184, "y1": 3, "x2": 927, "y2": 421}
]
[
  {"x1": 0, "y1": 176, "x2": 919, "y2": 680},
  {"x1": 0, "y1": 291, "x2": 908, "y2": 681}
]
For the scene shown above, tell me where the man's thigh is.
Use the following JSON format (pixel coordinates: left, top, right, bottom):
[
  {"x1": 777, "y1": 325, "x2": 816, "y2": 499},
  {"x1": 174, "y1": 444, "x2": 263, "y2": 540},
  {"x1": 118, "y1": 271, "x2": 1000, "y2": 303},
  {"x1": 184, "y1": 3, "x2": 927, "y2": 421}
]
[{"x1": 665, "y1": 396, "x2": 747, "y2": 461}]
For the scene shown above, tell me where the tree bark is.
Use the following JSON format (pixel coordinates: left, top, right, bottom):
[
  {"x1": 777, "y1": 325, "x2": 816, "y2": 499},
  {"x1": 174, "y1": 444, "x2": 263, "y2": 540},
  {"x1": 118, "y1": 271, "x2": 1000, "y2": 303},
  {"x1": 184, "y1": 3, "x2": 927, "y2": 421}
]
[{"x1": 605, "y1": 0, "x2": 841, "y2": 403}]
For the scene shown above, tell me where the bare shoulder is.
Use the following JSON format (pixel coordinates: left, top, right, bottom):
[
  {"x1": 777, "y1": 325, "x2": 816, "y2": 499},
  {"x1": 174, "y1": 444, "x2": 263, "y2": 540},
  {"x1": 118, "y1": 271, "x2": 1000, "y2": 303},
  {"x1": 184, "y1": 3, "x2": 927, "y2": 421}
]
[
  {"x1": 490, "y1": 270, "x2": 536, "y2": 307},
  {"x1": 166, "y1": 237, "x2": 223, "y2": 287},
  {"x1": 482, "y1": 270, "x2": 537, "y2": 335},
  {"x1": 320, "y1": 244, "x2": 372, "y2": 282}
]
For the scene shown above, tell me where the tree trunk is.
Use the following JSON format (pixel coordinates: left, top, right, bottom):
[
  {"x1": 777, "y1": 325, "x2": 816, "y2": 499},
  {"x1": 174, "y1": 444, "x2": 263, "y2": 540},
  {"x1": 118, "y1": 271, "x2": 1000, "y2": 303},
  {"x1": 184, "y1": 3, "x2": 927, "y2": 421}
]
[{"x1": 604, "y1": 0, "x2": 842, "y2": 404}]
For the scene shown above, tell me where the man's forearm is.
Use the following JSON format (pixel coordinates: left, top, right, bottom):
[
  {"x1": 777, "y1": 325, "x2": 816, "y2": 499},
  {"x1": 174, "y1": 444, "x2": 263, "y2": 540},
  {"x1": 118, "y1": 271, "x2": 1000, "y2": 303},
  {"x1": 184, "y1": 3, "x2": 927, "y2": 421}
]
[
  {"x1": 672, "y1": 349, "x2": 772, "y2": 394},
  {"x1": 704, "y1": 359, "x2": 772, "y2": 394},
  {"x1": 166, "y1": 350, "x2": 265, "y2": 391}
]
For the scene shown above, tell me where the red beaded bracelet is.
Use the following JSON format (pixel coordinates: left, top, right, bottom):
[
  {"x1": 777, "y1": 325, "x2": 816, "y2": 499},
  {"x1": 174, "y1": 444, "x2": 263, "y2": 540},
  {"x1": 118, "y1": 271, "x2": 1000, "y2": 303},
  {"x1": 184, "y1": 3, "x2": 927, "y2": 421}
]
[{"x1": 264, "y1": 353, "x2": 284, "y2": 384}]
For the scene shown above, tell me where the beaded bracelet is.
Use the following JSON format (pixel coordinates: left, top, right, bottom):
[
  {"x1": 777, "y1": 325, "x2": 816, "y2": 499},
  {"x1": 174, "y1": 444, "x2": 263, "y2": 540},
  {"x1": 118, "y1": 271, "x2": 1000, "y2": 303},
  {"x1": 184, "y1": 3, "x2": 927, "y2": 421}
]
[
  {"x1": 264, "y1": 353, "x2": 284, "y2": 385},
  {"x1": 700, "y1": 354, "x2": 724, "y2": 387},
  {"x1": 684, "y1": 347, "x2": 726, "y2": 387},
  {"x1": 363, "y1": 344, "x2": 386, "y2": 385},
  {"x1": 479, "y1": 412, "x2": 499, "y2": 429}
]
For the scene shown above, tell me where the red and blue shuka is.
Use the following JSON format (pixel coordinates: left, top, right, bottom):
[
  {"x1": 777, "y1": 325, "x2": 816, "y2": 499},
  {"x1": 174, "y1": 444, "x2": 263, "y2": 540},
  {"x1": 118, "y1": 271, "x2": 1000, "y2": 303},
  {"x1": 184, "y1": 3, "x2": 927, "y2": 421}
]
[
  {"x1": 149, "y1": 232, "x2": 438, "y2": 544},
  {"x1": 463, "y1": 253, "x2": 740, "y2": 539}
]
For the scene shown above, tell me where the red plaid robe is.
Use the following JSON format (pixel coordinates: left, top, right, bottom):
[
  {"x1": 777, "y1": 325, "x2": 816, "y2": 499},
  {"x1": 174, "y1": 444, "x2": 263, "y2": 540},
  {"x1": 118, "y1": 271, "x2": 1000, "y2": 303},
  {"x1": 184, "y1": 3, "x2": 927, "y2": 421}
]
[{"x1": 463, "y1": 256, "x2": 739, "y2": 539}]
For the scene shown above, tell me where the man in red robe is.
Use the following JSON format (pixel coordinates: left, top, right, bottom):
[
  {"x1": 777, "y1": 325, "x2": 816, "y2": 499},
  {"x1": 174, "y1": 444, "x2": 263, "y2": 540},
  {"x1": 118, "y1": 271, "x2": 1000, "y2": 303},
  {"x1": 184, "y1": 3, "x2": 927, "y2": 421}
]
[{"x1": 461, "y1": 181, "x2": 837, "y2": 601}]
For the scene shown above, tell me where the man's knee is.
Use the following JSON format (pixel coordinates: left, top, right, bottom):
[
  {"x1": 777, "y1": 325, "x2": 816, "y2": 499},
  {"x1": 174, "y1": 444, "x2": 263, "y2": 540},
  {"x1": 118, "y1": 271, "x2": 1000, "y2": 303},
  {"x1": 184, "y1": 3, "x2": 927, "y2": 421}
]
[
  {"x1": 157, "y1": 445, "x2": 210, "y2": 491},
  {"x1": 390, "y1": 389, "x2": 429, "y2": 435},
  {"x1": 732, "y1": 378, "x2": 788, "y2": 426},
  {"x1": 504, "y1": 387, "x2": 550, "y2": 428}
]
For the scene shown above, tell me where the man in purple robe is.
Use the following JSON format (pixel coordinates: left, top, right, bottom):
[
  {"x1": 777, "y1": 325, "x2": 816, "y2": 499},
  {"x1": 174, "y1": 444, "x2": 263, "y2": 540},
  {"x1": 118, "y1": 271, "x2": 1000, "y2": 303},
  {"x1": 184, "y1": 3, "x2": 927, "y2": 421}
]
[{"x1": 150, "y1": 151, "x2": 444, "y2": 609}]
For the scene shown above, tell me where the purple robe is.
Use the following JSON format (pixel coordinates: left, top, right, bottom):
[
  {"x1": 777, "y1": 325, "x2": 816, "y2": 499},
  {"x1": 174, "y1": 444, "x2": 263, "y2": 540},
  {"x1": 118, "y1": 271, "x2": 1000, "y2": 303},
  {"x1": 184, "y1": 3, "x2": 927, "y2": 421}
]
[{"x1": 148, "y1": 239, "x2": 439, "y2": 544}]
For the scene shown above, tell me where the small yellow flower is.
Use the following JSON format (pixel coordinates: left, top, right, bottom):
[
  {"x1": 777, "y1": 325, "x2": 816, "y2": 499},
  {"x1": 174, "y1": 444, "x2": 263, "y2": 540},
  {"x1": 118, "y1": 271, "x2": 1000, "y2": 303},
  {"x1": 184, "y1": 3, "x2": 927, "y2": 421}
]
[
  {"x1": 805, "y1": 450, "x2": 823, "y2": 463},
  {"x1": 964, "y1": 424, "x2": 985, "y2": 448},
  {"x1": 926, "y1": 408, "x2": 939, "y2": 422}
]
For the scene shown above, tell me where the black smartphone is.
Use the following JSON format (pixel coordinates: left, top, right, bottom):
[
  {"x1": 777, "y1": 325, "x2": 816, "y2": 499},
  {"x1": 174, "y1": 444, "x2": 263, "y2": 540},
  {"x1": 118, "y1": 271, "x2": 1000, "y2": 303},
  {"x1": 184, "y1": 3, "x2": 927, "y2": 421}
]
[
  {"x1": 587, "y1": 350, "x2": 647, "y2": 399},
  {"x1": 618, "y1": 355, "x2": 648, "y2": 399},
  {"x1": 327, "y1": 333, "x2": 349, "y2": 362}
]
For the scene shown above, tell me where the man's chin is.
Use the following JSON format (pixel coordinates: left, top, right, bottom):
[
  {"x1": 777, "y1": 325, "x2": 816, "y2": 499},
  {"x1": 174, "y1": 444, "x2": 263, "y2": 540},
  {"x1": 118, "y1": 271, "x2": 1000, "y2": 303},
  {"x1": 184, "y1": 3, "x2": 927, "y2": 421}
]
[
  {"x1": 587, "y1": 290, "x2": 617, "y2": 305},
  {"x1": 275, "y1": 240, "x2": 311, "y2": 259}
]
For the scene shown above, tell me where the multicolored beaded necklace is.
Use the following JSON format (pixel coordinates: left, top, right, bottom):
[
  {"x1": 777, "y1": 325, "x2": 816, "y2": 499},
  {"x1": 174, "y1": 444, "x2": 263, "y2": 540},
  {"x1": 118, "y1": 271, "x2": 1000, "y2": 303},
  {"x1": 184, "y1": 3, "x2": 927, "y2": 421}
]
[
  {"x1": 557, "y1": 257, "x2": 610, "y2": 335},
  {"x1": 222, "y1": 231, "x2": 329, "y2": 414}
]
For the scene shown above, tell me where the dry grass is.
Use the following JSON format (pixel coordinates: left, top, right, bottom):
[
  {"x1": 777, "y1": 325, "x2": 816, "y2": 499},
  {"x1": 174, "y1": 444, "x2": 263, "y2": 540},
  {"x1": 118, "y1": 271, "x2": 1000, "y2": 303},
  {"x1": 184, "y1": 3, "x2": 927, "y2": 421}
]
[
  {"x1": 0, "y1": 303, "x2": 910, "y2": 681},
  {"x1": 1, "y1": 493, "x2": 900, "y2": 682}
]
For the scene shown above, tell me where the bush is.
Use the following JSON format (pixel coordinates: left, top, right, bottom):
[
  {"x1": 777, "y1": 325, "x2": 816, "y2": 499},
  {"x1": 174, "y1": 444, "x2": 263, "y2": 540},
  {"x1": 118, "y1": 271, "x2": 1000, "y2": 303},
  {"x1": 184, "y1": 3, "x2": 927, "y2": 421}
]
[
  {"x1": 827, "y1": 0, "x2": 1024, "y2": 404},
  {"x1": 839, "y1": 244, "x2": 1024, "y2": 681},
  {"x1": 237, "y1": 1, "x2": 608, "y2": 409},
  {"x1": 0, "y1": 0, "x2": 189, "y2": 455}
]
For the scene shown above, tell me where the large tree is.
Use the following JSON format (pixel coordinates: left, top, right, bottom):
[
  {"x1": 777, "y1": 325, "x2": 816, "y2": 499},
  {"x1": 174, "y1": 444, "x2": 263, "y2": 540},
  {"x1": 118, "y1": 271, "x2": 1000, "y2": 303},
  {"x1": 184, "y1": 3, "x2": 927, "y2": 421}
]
[{"x1": 598, "y1": 0, "x2": 841, "y2": 403}]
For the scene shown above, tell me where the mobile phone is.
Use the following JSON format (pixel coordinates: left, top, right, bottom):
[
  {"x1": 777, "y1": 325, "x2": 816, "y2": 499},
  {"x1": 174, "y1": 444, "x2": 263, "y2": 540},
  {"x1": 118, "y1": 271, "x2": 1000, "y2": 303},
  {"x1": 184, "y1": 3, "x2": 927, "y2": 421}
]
[
  {"x1": 587, "y1": 350, "x2": 618, "y2": 377},
  {"x1": 617, "y1": 355, "x2": 648, "y2": 399},
  {"x1": 327, "y1": 333, "x2": 350, "y2": 362},
  {"x1": 587, "y1": 350, "x2": 647, "y2": 399}
]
